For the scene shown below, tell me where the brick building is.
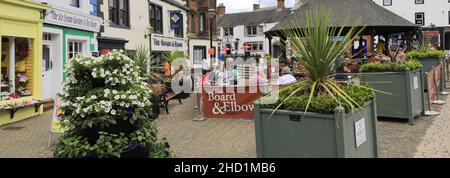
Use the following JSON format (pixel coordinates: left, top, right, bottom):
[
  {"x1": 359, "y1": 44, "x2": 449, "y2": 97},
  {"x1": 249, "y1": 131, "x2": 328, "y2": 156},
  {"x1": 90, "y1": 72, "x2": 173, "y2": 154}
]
[{"x1": 186, "y1": 0, "x2": 218, "y2": 70}]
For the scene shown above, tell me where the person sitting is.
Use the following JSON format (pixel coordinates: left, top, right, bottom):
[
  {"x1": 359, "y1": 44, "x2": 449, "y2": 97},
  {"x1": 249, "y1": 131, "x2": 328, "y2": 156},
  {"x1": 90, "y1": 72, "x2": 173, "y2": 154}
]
[{"x1": 277, "y1": 67, "x2": 297, "y2": 85}]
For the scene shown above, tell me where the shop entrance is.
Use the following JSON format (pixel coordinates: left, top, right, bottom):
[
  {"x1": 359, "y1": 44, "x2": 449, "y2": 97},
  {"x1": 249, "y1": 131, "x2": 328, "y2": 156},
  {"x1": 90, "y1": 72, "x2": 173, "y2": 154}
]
[{"x1": 42, "y1": 42, "x2": 53, "y2": 100}]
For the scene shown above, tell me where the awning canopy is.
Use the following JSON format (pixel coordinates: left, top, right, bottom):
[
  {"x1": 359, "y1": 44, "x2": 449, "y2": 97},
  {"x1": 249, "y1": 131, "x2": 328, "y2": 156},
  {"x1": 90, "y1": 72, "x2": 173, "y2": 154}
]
[{"x1": 266, "y1": 0, "x2": 418, "y2": 37}]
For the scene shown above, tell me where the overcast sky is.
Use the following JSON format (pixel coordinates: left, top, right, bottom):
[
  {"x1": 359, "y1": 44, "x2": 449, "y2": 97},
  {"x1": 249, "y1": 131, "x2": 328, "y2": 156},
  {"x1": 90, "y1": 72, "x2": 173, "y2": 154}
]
[{"x1": 217, "y1": 0, "x2": 296, "y2": 13}]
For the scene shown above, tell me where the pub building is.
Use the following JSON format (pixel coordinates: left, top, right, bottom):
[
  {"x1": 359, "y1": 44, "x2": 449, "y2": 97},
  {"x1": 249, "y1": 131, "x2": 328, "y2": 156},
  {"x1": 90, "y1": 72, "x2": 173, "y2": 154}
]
[
  {"x1": 0, "y1": 0, "x2": 48, "y2": 126},
  {"x1": 150, "y1": 0, "x2": 189, "y2": 65},
  {"x1": 34, "y1": 0, "x2": 102, "y2": 101}
]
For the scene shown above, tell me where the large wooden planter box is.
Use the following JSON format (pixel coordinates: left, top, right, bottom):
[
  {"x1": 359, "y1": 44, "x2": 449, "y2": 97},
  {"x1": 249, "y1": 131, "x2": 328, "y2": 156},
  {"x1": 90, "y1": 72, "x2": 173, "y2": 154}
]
[
  {"x1": 360, "y1": 68, "x2": 425, "y2": 124},
  {"x1": 254, "y1": 101, "x2": 379, "y2": 158},
  {"x1": 420, "y1": 57, "x2": 442, "y2": 74}
]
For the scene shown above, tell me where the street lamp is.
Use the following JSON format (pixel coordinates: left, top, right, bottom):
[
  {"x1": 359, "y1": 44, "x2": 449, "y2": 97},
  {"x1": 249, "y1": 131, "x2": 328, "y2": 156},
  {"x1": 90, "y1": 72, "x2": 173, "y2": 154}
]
[{"x1": 208, "y1": 8, "x2": 216, "y2": 69}]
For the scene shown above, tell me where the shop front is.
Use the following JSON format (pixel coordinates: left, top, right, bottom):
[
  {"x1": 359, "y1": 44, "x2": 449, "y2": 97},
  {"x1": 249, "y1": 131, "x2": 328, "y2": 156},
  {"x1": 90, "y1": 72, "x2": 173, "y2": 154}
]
[
  {"x1": 0, "y1": 0, "x2": 48, "y2": 126},
  {"x1": 151, "y1": 35, "x2": 188, "y2": 65},
  {"x1": 41, "y1": 6, "x2": 101, "y2": 100}
]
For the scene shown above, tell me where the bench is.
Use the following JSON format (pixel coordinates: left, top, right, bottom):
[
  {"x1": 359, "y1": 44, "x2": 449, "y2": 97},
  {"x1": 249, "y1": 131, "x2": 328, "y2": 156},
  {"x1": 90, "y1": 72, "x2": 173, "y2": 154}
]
[{"x1": 159, "y1": 84, "x2": 182, "y2": 114}]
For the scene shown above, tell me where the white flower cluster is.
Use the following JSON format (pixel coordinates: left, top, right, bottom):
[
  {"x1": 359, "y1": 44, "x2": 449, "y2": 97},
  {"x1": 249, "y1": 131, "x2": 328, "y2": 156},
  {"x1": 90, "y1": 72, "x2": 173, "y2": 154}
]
[{"x1": 61, "y1": 50, "x2": 153, "y2": 120}]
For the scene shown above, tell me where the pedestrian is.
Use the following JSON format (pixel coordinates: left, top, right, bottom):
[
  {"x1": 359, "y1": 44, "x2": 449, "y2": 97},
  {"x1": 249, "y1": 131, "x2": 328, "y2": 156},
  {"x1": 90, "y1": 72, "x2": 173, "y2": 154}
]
[
  {"x1": 277, "y1": 66, "x2": 297, "y2": 85},
  {"x1": 231, "y1": 66, "x2": 239, "y2": 85}
]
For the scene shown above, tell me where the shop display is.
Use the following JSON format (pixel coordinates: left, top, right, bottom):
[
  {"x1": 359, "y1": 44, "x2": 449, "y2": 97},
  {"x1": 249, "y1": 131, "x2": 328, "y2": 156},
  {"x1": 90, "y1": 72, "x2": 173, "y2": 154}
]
[{"x1": 0, "y1": 37, "x2": 33, "y2": 100}]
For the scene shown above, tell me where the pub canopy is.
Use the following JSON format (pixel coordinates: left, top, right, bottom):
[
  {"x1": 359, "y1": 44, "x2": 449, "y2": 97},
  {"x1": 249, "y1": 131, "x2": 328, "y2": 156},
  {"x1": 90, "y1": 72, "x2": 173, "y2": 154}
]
[{"x1": 266, "y1": 0, "x2": 418, "y2": 38}]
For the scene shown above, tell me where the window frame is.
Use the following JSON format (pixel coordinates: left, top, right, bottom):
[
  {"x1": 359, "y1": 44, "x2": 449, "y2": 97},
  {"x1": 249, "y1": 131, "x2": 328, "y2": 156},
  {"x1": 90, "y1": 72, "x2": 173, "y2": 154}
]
[
  {"x1": 109, "y1": 0, "x2": 130, "y2": 28},
  {"x1": 383, "y1": 0, "x2": 392, "y2": 6},
  {"x1": 415, "y1": 12, "x2": 425, "y2": 26},
  {"x1": 415, "y1": 0, "x2": 424, "y2": 4},
  {"x1": 150, "y1": 3, "x2": 163, "y2": 34},
  {"x1": 70, "y1": 0, "x2": 80, "y2": 8}
]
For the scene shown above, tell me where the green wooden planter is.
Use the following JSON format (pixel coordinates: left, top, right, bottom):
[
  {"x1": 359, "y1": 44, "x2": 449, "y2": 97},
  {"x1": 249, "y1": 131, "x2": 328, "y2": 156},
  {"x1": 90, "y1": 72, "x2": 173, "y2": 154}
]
[
  {"x1": 360, "y1": 68, "x2": 425, "y2": 124},
  {"x1": 420, "y1": 57, "x2": 442, "y2": 74},
  {"x1": 254, "y1": 101, "x2": 378, "y2": 158}
]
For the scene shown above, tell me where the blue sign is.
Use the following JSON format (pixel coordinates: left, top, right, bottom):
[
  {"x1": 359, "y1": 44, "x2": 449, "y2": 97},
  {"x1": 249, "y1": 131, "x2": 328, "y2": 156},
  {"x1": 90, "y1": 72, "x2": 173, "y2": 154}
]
[{"x1": 170, "y1": 11, "x2": 182, "y2": 30}]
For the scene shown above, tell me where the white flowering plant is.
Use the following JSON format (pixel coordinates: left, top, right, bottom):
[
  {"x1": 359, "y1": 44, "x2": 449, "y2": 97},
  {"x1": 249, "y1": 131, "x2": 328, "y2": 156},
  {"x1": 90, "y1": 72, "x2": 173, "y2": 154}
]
[{"x1": 54, "y1": 50, "x2": 171, "y2": 158}]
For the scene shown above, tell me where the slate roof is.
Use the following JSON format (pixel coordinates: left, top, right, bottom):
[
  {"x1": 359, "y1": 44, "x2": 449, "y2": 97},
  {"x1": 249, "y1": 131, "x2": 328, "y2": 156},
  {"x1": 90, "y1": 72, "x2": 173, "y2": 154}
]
[
  {"x1": 218, "y1": 7, "x2": 292, "y2": 28},
  {"x1": 268, "y1": 0, "x2": 417, "y2": 34}
]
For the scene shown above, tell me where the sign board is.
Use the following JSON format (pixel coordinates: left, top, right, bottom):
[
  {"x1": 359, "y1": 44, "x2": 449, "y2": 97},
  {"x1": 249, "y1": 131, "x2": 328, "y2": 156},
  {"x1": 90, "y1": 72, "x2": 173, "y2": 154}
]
[
  {"x1": 152, "y1": 36, "x2": 186, "y2": 51},
  {"x1": 51, "y1": 96, "x2": 66, "y2": 133},
  {"x1": 422, "y1": 31, "x2": 440, "y2": 49},
  {"x1": 45, "y1": 7, "x2": 102, "y2": 32},
  {"x1": 202, "y1": 86, "x2": 262, "y2": 118},
  {"x1": 355, "y1": 118, "x2": 367, "y2": 148},
  {"x1": 208, "y1": 48, "x2": 215, "y2": 55},
  {"x1": 413, "y1": 76, "x2": 419, "y2": 90},
  {"x1": 170, "y1": 11, "x2": 182, "y2": 30}
]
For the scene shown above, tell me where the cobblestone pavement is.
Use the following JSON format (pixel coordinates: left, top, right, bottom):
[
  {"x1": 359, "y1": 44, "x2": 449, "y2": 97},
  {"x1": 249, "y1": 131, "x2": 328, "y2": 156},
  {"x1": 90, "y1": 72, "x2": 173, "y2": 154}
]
[
  {"x1": 413, "y1": 95, "x2": 450, "y2": 158},
  {"x1": 155, "y1": 95, "x2": 256, "y2": 158},
  {"x1": 0, "y1": 111, "x2": 53, "y2": 158},
  {"x1": 0, "y1": 94, "x2": 449, "y2": 158}
]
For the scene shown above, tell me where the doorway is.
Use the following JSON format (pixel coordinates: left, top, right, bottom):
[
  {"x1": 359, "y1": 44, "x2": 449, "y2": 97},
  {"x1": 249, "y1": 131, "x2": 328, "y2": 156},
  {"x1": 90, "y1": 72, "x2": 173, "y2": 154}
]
[{"x1": 42, "y1": 41, "x2": 53, "y2": 100}]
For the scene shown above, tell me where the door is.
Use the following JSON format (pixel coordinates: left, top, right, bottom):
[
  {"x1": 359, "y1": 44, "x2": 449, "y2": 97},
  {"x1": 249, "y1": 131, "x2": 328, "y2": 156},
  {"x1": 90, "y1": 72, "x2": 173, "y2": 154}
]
[{"x1": 42, "y1": 42, "x2": 53, "y2": 100}]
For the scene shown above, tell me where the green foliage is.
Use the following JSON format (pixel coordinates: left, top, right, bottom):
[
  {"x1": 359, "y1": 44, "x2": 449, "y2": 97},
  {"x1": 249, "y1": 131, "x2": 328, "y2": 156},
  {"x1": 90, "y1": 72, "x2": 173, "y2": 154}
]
[
  {"x1": 263, "y1": 85, "x2": 374, "y2": 114},
  {"x1": 361, "y1": 60, "x2": 423, "y2": 72},
  {"x1": 164, "y1": 51, "x2": 186, "y2": 64},
  {"x1": 54, "y1": 50, "x2": 171, "y2": 158},
  {"x1": 406, "y1": 50, "x2": 445, "y2": 59},
  {"x1": 94, "y1": 132, "x2": 129, "y2": 158},
  {"x1": 268, "y1": 8, "x2": 367, "y2": 116},
  {"x1": 133, "y1": 44, "x2": 164, "y2": 83},
  {"x1": 53, "y1": 135, "x2": 94, "y2": 158}
]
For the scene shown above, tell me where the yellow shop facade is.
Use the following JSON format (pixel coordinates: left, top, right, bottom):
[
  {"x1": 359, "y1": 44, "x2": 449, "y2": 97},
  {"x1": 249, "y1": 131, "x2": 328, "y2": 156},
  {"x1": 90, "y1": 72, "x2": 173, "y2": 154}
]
[{"x1": 0, "y1": 0, "x2": 48, "y2": 126}]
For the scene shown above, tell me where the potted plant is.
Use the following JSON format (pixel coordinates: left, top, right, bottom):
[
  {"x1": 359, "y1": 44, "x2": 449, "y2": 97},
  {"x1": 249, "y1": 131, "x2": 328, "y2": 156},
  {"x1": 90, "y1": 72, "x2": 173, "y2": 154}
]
[
  {"x1": 360, "y1": 60, "x2": 425, "y2": 124},
  {"x1": 53, "y1": 50, "x2": 171, "y2": 158},
  {"x1": 406, "y1": 47, "x2": 446, "y2": 92},
  {"x1": 254, "y1": 9, "x2": 378, "y2": 158}
]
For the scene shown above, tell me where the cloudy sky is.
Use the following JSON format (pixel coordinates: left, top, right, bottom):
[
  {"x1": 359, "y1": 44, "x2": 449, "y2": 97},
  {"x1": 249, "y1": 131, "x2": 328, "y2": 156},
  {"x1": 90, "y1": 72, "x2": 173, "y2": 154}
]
[{"x1": 217, "y1": 0, "x2": 296, "y2": 13}]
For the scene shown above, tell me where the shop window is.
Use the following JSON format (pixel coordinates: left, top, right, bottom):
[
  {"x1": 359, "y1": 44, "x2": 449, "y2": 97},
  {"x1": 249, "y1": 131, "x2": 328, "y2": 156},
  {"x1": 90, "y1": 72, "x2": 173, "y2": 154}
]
[
  {"x1": 68, "y1": 41, "x2": 83, "y2": 60},
  {"x1": 193, "y1": 46, "x2": 206, "y2": 64},
  {"x1": 1, "y1": 37, "x2": 34, "y2": 100}
]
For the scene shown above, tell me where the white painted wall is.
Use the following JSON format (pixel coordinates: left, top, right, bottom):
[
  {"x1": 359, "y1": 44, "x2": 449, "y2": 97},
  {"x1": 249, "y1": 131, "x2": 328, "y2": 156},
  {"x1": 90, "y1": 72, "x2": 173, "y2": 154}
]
[
  {"x1": 33, "y1": 0, "x2": 94, "y2": 16},
  {"x1": 373, "y1": 0, "x2": 450, "y2": 27},
  {"x1": 219, "y1": 22, "x2": 280, "y2": 56},
  {"x1": 99, "y1": 0, "x2": 188, "y2": 52},
  {"x1": 149, "y1": 0, "x2": 189, "y2": 53}
]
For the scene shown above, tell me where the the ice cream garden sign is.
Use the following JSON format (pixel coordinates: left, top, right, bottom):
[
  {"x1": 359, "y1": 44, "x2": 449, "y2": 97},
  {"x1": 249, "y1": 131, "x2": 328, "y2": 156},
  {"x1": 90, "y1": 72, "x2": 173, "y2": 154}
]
[{"x1": 45, "y1": 8, "x2": 101, "y2": 32}]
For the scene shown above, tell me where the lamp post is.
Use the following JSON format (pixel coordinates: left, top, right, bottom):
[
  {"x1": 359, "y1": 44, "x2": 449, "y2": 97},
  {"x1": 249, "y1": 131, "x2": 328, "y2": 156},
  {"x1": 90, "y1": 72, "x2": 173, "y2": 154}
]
[{"x1": 208, "y1": 8, "x2": 216, "y2": 69}]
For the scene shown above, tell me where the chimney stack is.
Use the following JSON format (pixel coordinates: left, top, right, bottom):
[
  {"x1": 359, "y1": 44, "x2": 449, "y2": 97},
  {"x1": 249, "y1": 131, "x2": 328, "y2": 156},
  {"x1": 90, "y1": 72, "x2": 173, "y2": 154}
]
[
  {"x1": 253, "y1": 4, "x2": 260, "y2": 11},
  {"x1": 277, "y1": 0, "x2": 285, "y2": 10},
  {"x1": 217, "y1": 3, "x2": 226, "y2": 16}
]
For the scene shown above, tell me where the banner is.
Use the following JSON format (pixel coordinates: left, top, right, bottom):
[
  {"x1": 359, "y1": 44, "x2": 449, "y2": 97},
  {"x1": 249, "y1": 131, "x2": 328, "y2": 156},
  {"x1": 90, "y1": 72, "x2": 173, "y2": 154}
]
[
  {"x1": 427, "y1": 68, "x2": 437, "y2": 105},
  {"x1": 51, "y1": 96, "x2": 66, "y2": 133},
  {"x1": 202, "y1": 86, "x2": 262, "y2": 118}
]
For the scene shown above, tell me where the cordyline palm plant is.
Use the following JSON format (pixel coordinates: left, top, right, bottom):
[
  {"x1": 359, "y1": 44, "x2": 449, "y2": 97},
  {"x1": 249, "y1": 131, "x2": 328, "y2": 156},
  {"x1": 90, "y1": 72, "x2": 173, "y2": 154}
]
[
  {"x1": 269, "y1": 8, "x2": 372, "y2": 118},
  {"x1": 164, "y1": 51, "x2": 187, "y2": 64},
  {"x1": 133, "y1": 44, "x2": 163, "y2": 83}
]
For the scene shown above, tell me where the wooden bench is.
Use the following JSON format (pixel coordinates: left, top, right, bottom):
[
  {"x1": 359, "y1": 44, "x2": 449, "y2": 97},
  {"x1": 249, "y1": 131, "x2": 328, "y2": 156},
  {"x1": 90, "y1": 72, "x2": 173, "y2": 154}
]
[{"x1": 159, "y1": 84, "x2": 182, "y2": 114}]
